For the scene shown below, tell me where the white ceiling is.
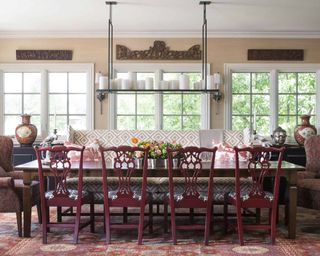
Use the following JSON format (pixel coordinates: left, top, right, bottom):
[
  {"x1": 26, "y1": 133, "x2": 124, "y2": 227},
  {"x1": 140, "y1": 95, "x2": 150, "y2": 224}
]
[{"x1": 1, "y1": 0, "x2": 320, "y2": 38}]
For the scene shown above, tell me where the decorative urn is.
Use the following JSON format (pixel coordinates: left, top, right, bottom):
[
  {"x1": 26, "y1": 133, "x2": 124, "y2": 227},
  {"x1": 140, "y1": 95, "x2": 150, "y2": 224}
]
[
  {"x1": 15, "y1": 114, "x2": 38, "y2": 146},
  {"x1": 294, "y1": 115, "x2": 317, "y2": 146},
  {"x1": 271, "y1": 126, "x2": 287, "y2": 146}
]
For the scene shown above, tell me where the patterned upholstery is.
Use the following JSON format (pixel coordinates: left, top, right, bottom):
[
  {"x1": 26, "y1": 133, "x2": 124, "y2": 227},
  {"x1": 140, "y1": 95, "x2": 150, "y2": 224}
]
[
  {"x1": 0, "y1": 136, "x2": 40, "y2": 237},
  {"x1": 66, "y1": 127, "x2": 249, "y2": 204},
  {"x1": 297, "y1": 135, "x2": 320, "y2": 210}
]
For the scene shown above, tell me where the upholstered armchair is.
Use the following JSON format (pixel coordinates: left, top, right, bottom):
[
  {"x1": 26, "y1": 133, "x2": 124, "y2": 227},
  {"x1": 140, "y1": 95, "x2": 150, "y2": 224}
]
[
  {"x1": 297, "y1": 135, "x2": 320, "y2": 210},
  {"x1": 0, "y1": 136, "x2": 40, "y2": 237}
]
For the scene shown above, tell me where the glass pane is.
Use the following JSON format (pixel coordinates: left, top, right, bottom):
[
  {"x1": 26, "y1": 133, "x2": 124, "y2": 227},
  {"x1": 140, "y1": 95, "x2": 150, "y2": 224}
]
[
  {"x1": 232, "y1": 73, "x2": 250, "y2": 93},
  {"x1": 298, "y1": 95, "x2": 316, "y2": 115},
  {"x1": 49, "y1": 94, "x2": 67, "y2": 114},
  {"x1": 69, "y1": 115, "x2": 87, "y2": 130},
  {"x1": 163, "y1": 73, "x2": 180, "y2": 81},
  {"x1": 252, "y1": 73, "x2": 269, "y2": 93},
  {"x1": 163, "y1": 94, "x2": 182, "y2": 114},
  {"x1": 183, "y1": 116, "x2": 200, "y2": 130},
  {"x1": 298, "y1": 73, "x2": 316, "y2": 93},
  {"x1": 252, "y1": 95, "x2": 270, "y2": 115},
  {"x1": 49, "y1": 115, "x2": 68, "y2": 133},
  {"x1": 232, "y1": 116, "x2": 250, "y2": 131},
  {"x1": 278, "y1": 116, "x2": 297, "y2": 137},
  {"x1": 279, "y1": 95, "x2": 296, "y2": 115},
  {"x1": 137, "y1": 73, "x2": 155, "y2": 80},
  {"x1": 69, "y1": 73, "x2": 87, "y2": 93},
  {"x1": 278, "y1": 73, "x2": 296, "y2": 93},
  {"x1": 117, "y1": 116, "x2": 135, "y2": 130},
  {"x1": 256, "y1": 116, "x2": 270, "y2": 135},
  {"x1": 24, "y1": 73, "x2": 41, "y2": 93},
  {"x1": 4, "y1": 73, "x2": 22, "y2": 93},
  {"x1": 4, "y1": 95, "x2": 22, "y2": 114},
  {"x1": 29, "y1": 115, "x2": 41, "y2": 136},
  {"x1": 183, "y1": 94, "x2": 201, "y2": 115},
  {"x1": 163, "y1": 116, "x2": 181, "y2": 130},
  {"x1": 4, "y1": 115, "x2": 20, "y2": 135},
  {"x1": 137, "y1": 94, "x2": 155, "y2": 114},
  {"x1": 49, "y1": 73, "x2": 67, "y2": 93},
  {"x1": 24, "y1": 94, "x2": 41, "y2": 114},
  {"x1": 183, "y1": 73, "x2": 201, "y2": 85},
  {"x1": 232, "y1": 95, "x2": 250, "y2": 115},
  {"x1": 69, "y1": 95, "x2": 86, "y2": 114},
  {"x1": 117, "y1": 94, "x2": 135, "y2": 115},
  {"x1": 137, "y1": 116, "x2": 155, "y2": 130}
]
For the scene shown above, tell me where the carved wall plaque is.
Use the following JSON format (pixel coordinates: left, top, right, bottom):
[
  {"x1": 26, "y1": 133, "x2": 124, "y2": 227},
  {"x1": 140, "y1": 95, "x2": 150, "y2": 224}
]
[
  {"x1": 248, "y1": 49, "x2": 304, "y2": 61},
  {"x1": 16, "y1": 50, "x2": 73, "y2": 60},
  {"x1": 116, "y1": 41, "x2": 201, "y2": 60}
]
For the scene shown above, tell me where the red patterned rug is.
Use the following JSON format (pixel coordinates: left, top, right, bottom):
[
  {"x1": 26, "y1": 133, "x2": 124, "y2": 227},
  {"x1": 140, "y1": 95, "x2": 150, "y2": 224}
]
[{"x1": 1, "y1": 206, "x2": 320, "y2": 256}]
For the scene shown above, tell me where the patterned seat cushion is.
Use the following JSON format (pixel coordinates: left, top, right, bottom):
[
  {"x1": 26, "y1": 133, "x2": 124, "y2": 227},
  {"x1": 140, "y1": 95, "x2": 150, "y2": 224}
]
[
  {"x1": 45, "y1": 189, "x2": 89, "y2": 200},
  {"x1": 228, "y1": 191, "x2": 274, "y2": 202}
]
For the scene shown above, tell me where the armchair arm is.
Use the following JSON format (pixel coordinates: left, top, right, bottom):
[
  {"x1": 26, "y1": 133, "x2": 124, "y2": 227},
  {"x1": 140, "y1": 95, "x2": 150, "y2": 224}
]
[
  {"x1": 297, "y1": 171, "x2": 316, "y2": 179},
  {"x1": 0, "y1": 177, "x2": 14, "y2": 188}
]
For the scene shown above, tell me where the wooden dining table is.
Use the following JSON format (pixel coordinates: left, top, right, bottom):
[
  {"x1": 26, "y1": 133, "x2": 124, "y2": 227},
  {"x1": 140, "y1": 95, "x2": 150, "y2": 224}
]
[{"x1": 16, "y1": 159, "x2": 304, "y2": 239}]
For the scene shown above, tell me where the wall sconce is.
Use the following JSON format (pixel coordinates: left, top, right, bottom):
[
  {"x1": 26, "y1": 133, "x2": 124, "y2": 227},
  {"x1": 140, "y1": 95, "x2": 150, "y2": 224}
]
[
  {"x1": 211, "y1": 72, "x2": 223, "y2": 102},
  {"x1": 96, "y1": 72, "x2": 108, "y2": 114}
]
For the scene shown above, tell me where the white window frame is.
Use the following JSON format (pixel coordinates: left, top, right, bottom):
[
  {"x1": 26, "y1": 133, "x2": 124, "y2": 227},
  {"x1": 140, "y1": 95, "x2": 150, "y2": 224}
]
[
  {"x1": 0, "y1": 63, "x2": 94, "y2": 138},
  {"x1": 224, "y1": 63, "x2": 320, "y2": 134},
  {"x1": 109, "y1": 63, "x2": 211, "y2": 130}
]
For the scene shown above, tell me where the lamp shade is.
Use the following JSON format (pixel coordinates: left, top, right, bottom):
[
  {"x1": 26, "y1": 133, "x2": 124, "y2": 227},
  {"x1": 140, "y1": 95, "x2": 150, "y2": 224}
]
[{"x1": 213, "y1": 73, "x2": 221, "y2": 85}]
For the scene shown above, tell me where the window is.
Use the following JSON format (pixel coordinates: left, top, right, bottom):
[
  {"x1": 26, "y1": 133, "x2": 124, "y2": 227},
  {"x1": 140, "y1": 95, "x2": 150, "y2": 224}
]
[
  {"x1": 225, "y1": 64, "x2": 319, "y2": 137},
  {"x1": 110, "y1": 64, "x2": 210, "y2": 130},
  {"x1": 0, "y1": 64, "x2": 94, "y2": 138}
]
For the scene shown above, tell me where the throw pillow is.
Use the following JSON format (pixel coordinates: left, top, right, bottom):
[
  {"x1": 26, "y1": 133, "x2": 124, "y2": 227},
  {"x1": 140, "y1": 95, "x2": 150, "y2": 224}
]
[
  {"x1": 64, "y1": 139, "x2": 101, "y2": 161},
  {"x1": 212, "y1": 142, "x2": 251, "y2": 162}
]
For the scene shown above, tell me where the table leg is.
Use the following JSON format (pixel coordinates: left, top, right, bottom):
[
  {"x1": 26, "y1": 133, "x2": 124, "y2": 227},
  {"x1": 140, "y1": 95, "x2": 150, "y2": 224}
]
[
  {"x1": 288, "y1": 185, "x2": 297, "y2": 239},
  {"x1": 23, "y1": 172, "x2": 32, "y2": 237}
]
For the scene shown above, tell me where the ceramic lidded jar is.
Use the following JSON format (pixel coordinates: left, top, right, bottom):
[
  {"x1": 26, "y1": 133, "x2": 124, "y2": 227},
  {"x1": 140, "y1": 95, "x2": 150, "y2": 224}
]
[
  {"x1": 15, "y1": 114, "x2": 38, "y2": 146},
  {"x1": 271, "y1": 126, "x2": 287, "y2": 146},
  {"x1": 294, "y1": 115, "x2": 317, "y2": 146}
]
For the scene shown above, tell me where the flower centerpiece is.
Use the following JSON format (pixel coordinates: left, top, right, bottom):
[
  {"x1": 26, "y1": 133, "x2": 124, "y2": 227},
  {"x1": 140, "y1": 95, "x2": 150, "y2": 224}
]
[{"x1": 131, "y1": 137, "x2": 182, "y2": 167}]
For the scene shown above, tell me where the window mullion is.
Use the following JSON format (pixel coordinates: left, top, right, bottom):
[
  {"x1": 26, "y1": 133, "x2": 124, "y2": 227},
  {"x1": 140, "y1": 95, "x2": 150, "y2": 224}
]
[
  {"x1": 270, "y1": 69, "x2": 278, "y2": 133},
  {"x1": 41, "y1": 70, "x2": 49, "y2": 138}
]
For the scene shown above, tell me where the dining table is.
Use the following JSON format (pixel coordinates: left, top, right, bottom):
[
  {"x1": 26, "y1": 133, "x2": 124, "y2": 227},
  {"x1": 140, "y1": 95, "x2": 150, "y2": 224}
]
[{"x1": 16, "y1": 159, "x2": 304, "y2": 239}]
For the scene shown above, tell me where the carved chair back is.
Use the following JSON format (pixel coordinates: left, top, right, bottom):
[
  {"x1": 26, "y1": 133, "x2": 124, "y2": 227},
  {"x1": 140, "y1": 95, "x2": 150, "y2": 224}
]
[
  {"x1": 234, "y1": 146, "x2": 285, "y2": 204},
  {"x1": 99, "y1": 145, "x2": 149, "y2": 206},
  {"x1": 34, "y1": 145, "x2": 85, "y2": 205},
  {"x1": 167, "y1": 146, "x2": 217, "y2": 207}
]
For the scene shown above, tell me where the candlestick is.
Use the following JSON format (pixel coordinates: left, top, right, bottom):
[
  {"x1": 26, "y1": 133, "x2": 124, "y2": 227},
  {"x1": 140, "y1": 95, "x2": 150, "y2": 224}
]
[{"x1": 54, "y1": 107, "x2": 57, "y2": 129}]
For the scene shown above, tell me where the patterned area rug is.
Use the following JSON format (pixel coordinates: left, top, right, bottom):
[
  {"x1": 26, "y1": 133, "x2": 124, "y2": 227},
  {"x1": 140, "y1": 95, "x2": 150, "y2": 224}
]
[{"x1": 1, "y1": 206, "x2": 320, "y2": 256}]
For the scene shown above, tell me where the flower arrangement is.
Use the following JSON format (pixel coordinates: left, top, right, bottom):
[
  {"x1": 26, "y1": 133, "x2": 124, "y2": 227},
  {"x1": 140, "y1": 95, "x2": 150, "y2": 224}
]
[{"x1": 131, "y1": 137, "x2": 182, "y2": 159}]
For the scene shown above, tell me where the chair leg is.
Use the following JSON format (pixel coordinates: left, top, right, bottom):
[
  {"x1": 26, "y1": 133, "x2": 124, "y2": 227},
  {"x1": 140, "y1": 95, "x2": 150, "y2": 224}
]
[
  {"x1": 236, "y1": 205, "x2": 244, "y2": 246},
  {"x1": 223, "y1": 196, "x2": 228, "y2": 234},
  {"x1": 73, "y1": 205, "x2": 81, "y2": 244},
  {"x1": 204, "y1": 206, "x2": 212, "y2": 246},
  {"x1": 189, "y1": 208, "x2": 194, "y2": 223},
  {"x1": 37, "y1": 204, "x2": 42, "y2": 224},
  {"x1": 105, "y1": 206, "x2": 111, "y2": 244},
  {"x1": 90, "y1": 200, "x2": 95, "y2": 233},
  {"x1": 164, "y1": 202, "x2": 168, "y2": 233},
  {"x1": 46, "y1": 206, "x2": 50, "y2": 233},
  {"x1": 137, "y1": 205, "x2": 145, "y2": 245},
  {"x1": 271, "y1": 207, "x2": 277, "y2": 245},
  {"x1": 149, "y1": 202, "x2": 153, "y2": 234},
  {"x1": 256, "y1": 208, "x2": 261, "y2": 224},
  {"x1": 16, "y1": 211, "x2": 22, "y2": 237},
  {"x1": 170, "y1": 205, "x2": 177, "y2": 245},
  {"x1": 42, "y1": 206, "x2": 48, "y2": 244},
  {"x1": 57, "y1": 206, "x2": 62, "y2": 222},
  {"x1": 123, "y1": 207, "x2": 128, "y2": 224}
]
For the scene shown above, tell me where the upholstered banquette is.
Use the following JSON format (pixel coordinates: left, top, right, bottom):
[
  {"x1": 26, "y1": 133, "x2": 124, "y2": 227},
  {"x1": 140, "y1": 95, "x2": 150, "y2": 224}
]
[{"x1": 65, "y1": 126, "x2": 252, "y2": 204}]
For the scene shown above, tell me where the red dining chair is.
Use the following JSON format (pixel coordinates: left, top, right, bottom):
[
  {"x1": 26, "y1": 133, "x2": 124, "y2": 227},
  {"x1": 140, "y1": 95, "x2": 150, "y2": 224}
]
[
  {"x1": 99, "y1": 145, "x2": 152, "y2": 245},
  {"x1": 225, "y1": 146, "x2": 285, "y2": 245},
  {"x1": 34, "y1": 145, "x2": 94, "y2": 244},
  {"x1": 164, "y1": 146, "x2": 217, "y2": 245}
]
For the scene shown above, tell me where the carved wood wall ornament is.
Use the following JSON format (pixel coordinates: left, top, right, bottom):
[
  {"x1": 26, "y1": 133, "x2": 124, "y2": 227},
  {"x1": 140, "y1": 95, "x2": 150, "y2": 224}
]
[
  {"x1": 16, "y1": 50, "x2": 73, "y2": 60},
  {"x1": 116, "y1": 41, "x2": 201, "y2": 60},
  {"x1": 248, "y1": 49, "x2": 304, "y2": 61}
]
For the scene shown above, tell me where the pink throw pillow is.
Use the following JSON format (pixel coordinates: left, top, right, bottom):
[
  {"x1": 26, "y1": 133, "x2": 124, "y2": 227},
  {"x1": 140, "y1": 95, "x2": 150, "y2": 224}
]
[
  {"x1": 212, "y1": 141, "x2": 250, "y2": 162},
  {"x1": 64, "y1": 140, "x2": 101, "y2": 161}
]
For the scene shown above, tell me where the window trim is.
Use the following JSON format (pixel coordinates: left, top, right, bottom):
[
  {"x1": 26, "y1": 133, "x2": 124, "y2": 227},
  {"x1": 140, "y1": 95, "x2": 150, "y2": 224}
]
[
  {"x1": 109, "y1": 63, "x2": 211, "y2": 130},
  {"x1": 224, "y1": 63, "x2": 320, "y2": 134},
  {"x1": 0, "y1": 63, "x2": 94, "y2": 137}
]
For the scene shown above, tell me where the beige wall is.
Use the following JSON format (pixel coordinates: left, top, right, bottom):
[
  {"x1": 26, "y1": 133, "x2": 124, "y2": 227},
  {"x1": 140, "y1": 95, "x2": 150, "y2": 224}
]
[{"x1": 1, "y1": 37, "x2": 320, "y2": 129}]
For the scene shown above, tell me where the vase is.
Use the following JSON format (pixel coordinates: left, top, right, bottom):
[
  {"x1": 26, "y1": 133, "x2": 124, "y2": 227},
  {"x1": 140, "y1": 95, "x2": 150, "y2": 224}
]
[
  {"x1": 294, "y1": 115, "x2": 317, "y2": 146},
  {"x1": 148, "y1": 158, "x2": 179, "y2": 169},
  {"x1": 15, "y1": 114, "x2": 38, "y2": 147}
]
